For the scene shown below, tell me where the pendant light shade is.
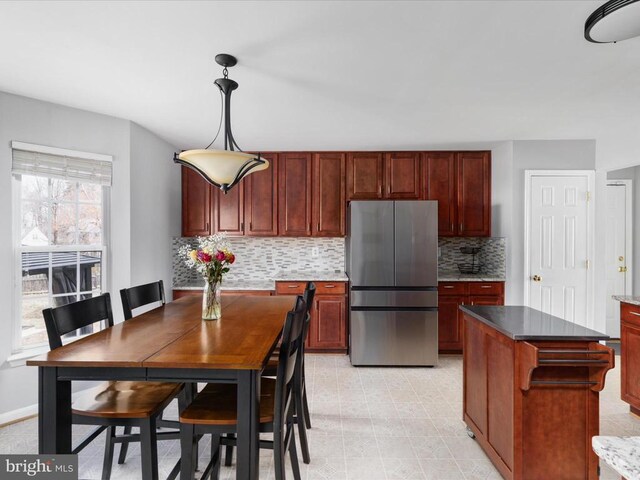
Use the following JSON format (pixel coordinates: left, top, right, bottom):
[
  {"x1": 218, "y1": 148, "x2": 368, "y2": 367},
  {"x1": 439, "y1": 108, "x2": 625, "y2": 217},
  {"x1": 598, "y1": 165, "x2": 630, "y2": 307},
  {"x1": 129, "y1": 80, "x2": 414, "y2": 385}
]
[
  {"x1": 585, "y1": 0, "x2": 640, "y2": 43},
  {"x1": 174, "y1": 54, "x2": 268, "y2": 194}
]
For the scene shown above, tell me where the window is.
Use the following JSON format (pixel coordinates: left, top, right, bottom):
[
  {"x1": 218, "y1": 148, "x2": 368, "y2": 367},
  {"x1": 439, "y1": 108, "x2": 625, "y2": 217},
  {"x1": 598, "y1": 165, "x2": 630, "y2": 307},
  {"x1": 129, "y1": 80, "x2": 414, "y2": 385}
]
[{"x1": 12, "y1": 142, "x2": 112, "y2": 350}]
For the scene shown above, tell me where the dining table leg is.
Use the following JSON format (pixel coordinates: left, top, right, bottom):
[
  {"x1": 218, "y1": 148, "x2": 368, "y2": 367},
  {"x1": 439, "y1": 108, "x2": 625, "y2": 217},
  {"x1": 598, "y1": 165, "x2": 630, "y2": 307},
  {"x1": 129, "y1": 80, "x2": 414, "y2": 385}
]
[
  {"x1": 38, "y1": 366, "x2": 72, "y2": 454},
  {"x1": 236, "y1": 370, "x2": 260, "y2": 480}
]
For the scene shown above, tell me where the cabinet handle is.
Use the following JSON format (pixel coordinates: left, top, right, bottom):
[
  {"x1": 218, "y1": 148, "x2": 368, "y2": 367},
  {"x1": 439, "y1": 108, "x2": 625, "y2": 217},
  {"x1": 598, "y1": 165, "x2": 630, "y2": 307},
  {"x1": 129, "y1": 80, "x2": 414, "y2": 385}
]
[
  {"x1": 378, "y1": 185, "x2": 382, "y2": 196},
  {"x1": 317, "y1": 223, "x2": 320, "y2": 231},
  {"x1": 629, "y1": 311, "x2": 640, "y2": 317},
  {"x1": 206, "y1": 222, "x2": 210, "y2": 231},
  {"x1": 287, "y1": 285, "x2": 300, "y2": 289},
  {"x1": 325, "y1": 284, "x2": 335, "y2": 288},
  {"x1": 443, "y1": 286, "x2": 454, "y2": 289},
  {"x1": 480, "y1": 285, "x2": 492, "y2": 289},
  {"x1": 241, "y1": 222, "x2": 244, "y2": 231},
  {"x1": 460, "y1": 223, "x2": 463, "y2": 232},
  {"x1": 451, "y1": 222, "x2": 454, "y2": 232},
  {"x1": 250, "y1": 222, "x2": 252, "y2": 230}
]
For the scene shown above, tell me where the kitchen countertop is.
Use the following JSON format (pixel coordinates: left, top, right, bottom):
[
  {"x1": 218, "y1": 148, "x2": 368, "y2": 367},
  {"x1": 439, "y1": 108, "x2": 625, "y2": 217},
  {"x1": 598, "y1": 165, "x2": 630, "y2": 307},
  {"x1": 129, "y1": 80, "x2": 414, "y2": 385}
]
[
  {"x1": 459, "y1": 305, "x2": 609, "y2": 341},
  {"x1": 593, "y1": 436, "x2": 640, "y2": 480},
  {"x1": 438, "y1": 271, "x2": 506, "y2": 282},
  {"x1": 613, "y1": 295, "x2": 640, "y2": 306},
  {"x1": 173, "y1": 270, "x2": 348, "y2": 291}
]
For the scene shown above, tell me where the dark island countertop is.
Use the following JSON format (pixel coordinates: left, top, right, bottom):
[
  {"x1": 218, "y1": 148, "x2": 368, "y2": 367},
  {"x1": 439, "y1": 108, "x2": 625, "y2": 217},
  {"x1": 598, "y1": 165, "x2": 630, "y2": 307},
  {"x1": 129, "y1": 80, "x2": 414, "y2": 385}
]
[{"x1": 459, "y1": 305, "x2": 609, "y2": 341}]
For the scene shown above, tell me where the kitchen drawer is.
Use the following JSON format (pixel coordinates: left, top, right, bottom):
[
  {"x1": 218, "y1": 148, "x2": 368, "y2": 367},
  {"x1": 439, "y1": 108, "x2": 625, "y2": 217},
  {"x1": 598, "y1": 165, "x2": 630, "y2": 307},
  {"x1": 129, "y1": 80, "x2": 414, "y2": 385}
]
[
  {"x1": 468, "y1": 282, "x2": 504, "y2": 296},
  {"x1": 621, "y1": 302, "x2": 640, "y2": 328},
  {"x1": 439, "y1": 282, "x2": 468, "y2": 295},
  {"x1": 276, "y1": 282, "x2": 306, "y2": 295},
  {"x1": 315, "y1": 282, "x2": 347, "y2": 295}
]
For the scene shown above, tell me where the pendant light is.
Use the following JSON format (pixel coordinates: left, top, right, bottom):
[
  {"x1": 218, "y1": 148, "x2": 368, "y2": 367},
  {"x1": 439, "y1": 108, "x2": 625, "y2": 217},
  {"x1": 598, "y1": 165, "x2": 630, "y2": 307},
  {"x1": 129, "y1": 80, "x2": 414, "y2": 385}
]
[
  {"x1": 585, "y1": 0, "x2": 640, "y2": 43},
  {"x1": 173, "y1": 54, "x2": 268, "y2": 194}
]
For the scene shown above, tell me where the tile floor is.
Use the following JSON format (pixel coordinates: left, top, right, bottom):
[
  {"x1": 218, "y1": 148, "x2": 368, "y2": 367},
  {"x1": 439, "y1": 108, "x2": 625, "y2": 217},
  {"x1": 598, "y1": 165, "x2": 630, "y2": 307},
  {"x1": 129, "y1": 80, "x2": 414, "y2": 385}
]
[{"x1": 0, "y1": 354, "x2": 637, "y2": 479}]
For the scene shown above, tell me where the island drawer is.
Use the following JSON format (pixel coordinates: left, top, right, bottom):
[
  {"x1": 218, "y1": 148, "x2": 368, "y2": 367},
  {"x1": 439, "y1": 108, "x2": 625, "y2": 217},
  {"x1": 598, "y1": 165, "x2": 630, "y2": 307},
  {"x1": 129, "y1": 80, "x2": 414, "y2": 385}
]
[
  {"x1": 621, "y1": 302, "x2": 640, "y2": 327},
  {"x1": 439, "y1": 282, "x2": 468, "y2": 295},
  {"x1": 468, "y1": 282, "x2": 504, "y2": 296}
]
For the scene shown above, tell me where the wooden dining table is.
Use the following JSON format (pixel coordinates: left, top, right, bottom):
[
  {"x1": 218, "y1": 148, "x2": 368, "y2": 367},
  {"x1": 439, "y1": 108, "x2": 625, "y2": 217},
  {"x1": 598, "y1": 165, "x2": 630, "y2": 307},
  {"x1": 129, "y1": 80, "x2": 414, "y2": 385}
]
[{"x1": 27, "y1": 294, "x2": 296, "y2": 480}]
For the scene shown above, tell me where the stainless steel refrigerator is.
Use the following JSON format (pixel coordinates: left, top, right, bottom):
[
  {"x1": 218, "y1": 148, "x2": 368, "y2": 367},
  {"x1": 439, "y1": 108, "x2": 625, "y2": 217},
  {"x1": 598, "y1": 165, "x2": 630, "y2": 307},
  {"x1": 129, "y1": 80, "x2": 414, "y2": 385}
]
[{"x1": 347, "y1": 201, "x2": 438, "y2": 366}]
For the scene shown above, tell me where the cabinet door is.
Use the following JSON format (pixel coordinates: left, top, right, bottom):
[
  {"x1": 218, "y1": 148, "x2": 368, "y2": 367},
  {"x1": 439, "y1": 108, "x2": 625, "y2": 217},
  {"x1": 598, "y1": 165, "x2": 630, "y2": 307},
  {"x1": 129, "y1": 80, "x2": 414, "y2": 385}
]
[
  {"x1": 278, "y1": 153, "x2": 312, "y2": 236},
  {"x1": 464, "y1": 315, "x2": 488, "y2": 435},
  {"x1": 313, "y1": 153, "x2": 346, "y2": 236},
  {"x1": 309, "y1": 295, "x2": 347, "y2": 350},
  {"x1": 424, "y1": 152, "x2": 457, "y2": 236},
  {"x1": 213, "y1": 182, "x2": 244, "y2": 235},
  {"x1": 622, "y1": 323, "x2": 640, "y2": 407},
  {"x1": 347, "y1": 152, "x2": 384, "y2": 200},
  {"x1": 245, "y1": 153, "x2": 278, "y2": 236},
  {"x1": 384, "y1": 152, "x2": 421, "y2": 199},
  {"x1": 457, "y1": 151, "x2": 491, "y2": 236},
  {"x1": 438, "y1": 295, "x2": 466, "y2": 351},
  {"x1": 182, "y1": 167, "x2": 212, "y2": 237},
  {"x1": 469, "y1": 295, "x2": 503, "y2": 306}
]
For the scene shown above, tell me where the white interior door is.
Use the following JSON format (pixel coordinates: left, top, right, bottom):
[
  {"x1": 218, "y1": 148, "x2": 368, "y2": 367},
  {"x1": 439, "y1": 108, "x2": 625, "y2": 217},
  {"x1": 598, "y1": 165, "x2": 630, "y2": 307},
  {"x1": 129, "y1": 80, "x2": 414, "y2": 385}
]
[
  {"x1": 605, "y1": 182, "x2": 631, "y2": 338},
  {"x1": 526, "y1": 173, "x2": 591, "y2": 326}
]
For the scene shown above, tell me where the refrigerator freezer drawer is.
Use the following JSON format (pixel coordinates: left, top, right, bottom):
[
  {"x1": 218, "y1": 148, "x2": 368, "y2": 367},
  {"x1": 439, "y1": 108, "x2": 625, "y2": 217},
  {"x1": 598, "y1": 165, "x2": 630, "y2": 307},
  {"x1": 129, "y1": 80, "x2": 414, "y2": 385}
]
[
  {"x1": 351, "y1": 290, "x2": 438, "y2": 308},
  {"x1": 350, "y1": 310, "x2": 438, "y2": 366}
]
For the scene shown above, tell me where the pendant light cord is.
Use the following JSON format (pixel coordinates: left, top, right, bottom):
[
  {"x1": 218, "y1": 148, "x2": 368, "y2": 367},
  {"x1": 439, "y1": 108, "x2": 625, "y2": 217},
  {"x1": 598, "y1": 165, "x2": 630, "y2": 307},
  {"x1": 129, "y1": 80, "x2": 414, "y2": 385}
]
[{"x1": 205, "y1": 88, "x2": 224, "y2": 150}]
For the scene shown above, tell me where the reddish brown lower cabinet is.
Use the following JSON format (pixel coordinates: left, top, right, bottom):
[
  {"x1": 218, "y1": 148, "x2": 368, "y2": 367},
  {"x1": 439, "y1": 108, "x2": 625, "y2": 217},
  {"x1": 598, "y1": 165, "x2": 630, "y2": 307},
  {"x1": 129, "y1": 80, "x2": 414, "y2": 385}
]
[
  {"x1": 438, "y1": 281, "x2": 504, "y2": 353},
  {"x1": 275, "y1": 281, "x2": 348, "y2": 353},
  {"x1": 620, "y1": 302, "x2": 640, "y2": 415},
  {"x1": 462, "y1": 309, "x2": 613, "y2": 480}
]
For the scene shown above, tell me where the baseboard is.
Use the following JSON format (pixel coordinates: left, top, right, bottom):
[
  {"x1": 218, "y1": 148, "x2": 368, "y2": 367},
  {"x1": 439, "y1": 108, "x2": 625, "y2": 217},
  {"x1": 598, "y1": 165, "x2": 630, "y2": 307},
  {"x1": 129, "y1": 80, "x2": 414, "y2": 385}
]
[
  {"x1": 0, "y1": 403, "x2": 38, "y2": 427},
  {"x1": 0, "y1": 387, "x2": 95, "y2": 427}
]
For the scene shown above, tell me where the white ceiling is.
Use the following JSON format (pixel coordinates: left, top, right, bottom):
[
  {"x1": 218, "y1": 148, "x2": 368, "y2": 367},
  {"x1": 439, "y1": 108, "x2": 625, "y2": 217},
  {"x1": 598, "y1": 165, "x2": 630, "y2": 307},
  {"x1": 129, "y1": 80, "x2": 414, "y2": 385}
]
[{"x1": 1, "y1": 1, "x2": 639, "y2": 162}]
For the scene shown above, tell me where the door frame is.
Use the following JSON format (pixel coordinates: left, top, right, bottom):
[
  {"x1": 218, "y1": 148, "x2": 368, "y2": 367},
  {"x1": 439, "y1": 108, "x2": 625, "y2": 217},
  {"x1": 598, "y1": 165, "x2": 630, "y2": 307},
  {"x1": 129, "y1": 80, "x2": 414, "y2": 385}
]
[
  {"x1": 606, "y1": 179, "x2": 633, "y2": 296},
  {"x1": 524, "y1": 170, "x2": 596, "y2": 327}
]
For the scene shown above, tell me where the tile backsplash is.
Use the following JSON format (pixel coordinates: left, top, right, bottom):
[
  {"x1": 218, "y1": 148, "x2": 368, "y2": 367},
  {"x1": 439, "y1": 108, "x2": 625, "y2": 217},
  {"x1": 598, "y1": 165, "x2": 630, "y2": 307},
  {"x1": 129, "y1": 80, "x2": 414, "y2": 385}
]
[
  {"x1": 438, "y1": 237, "x2": 506, "y2": 277},
  {"x1": 173, "y1": 237, "x2": 345, "y2": 286},
  {"x1": 173, "y1": 236, "x2": 506, "y2": 286}
]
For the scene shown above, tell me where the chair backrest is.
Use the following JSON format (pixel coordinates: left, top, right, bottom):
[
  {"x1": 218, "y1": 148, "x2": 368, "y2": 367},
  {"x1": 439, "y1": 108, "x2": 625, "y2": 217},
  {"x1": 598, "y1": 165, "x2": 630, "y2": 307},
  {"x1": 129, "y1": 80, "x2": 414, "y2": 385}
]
[
  {"x1": 42, "y1": 293, "x2": 114, "y2": 350},
  {"x1": 301, "y1": 282, "x2": 316, "y2": 346},
  {"x1": 274, "y1": 295, "x2": 307, "y2": 431},
  {"x1": 120, "y1": 280, "x2": 165, "y2": 320}
]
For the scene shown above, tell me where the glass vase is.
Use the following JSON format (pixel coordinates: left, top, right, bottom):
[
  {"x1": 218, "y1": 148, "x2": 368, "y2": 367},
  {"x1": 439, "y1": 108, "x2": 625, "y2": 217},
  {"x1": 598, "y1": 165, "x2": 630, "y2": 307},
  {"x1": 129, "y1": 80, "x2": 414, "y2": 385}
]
[{"x1": 202, "y1": 279, "x2": 222, "y2": 320}]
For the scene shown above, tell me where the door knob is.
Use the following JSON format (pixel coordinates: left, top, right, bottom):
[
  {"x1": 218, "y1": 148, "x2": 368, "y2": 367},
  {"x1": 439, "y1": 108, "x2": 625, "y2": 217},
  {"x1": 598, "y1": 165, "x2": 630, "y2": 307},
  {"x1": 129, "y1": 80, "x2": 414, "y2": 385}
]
[
  {"x1": 532, "y1": 275, "x2": 542, "y2": 282},
  {"x1": 619, "y1": 266, "x2": 628, "y2": 273},
  {"x1": 619, "y1": 256, "x2": 625, "y2": 262}
]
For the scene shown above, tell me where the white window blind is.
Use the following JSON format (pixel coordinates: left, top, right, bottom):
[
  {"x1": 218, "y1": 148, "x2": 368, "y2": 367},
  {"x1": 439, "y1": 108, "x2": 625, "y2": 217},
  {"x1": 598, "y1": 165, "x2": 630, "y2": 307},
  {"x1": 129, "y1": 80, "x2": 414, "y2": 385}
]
[{"x1": 11, "y1": 143, "x2": 112, "y2": 186}]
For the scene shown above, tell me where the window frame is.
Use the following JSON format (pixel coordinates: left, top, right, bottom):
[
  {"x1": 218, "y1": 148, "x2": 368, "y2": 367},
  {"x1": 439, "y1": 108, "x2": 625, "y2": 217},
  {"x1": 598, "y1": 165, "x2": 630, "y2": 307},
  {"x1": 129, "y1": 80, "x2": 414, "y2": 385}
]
[{"x1": 11, "y1": 147, "x2": 111, "y2": 354}]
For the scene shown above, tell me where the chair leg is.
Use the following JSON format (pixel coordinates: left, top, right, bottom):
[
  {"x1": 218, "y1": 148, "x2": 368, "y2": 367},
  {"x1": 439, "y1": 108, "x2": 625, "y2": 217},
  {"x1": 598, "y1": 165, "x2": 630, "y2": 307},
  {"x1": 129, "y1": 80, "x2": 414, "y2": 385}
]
[
  {"x1": 140, "y1": 418, "x2": 159, "y2": 480},
  {"x1": 180, "y1": 424, "x2": 196, "y2": 480},
  {"x1": 302, "y1": 385, "x2": 311, "y2": 429},
  {"x1": 101, "y1": 426, "x2": 116, "y2": 480},
  {"x1": 295, "y1": 390, "x2": 311, "y2": 464},
  {"x1": 210, "y1": 434, "x2": 221, "y2": 480},
  {"x1": 273, "y1": 430, "x2": 286, "y2": 480},
  {"x1": 288, "y1": 427, "x2": 302, "y2": 480},
  {"x1": 223, "y1": 433, "x2": 234, "y2": 466},
  {"x1": 117, "y1": 426, "x2": 132, "y2": 464}
]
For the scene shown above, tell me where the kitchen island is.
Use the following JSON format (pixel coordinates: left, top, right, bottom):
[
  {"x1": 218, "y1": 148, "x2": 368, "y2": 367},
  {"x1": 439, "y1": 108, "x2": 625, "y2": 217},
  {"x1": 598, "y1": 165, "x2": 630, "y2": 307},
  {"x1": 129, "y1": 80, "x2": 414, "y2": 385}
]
[{"x1": 460, "y1": 306, "x2": 613, "y2": 480}]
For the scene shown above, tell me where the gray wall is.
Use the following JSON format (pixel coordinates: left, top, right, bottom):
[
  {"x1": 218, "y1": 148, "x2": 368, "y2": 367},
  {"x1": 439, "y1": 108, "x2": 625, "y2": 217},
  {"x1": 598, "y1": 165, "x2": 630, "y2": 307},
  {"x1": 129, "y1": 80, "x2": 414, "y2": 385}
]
[
  {"x1": 130, "y1": 123, "x2": 181, "y2": 297},
  {"x1": 0, "y1": 92, "x2": 179, "y2": 419}
]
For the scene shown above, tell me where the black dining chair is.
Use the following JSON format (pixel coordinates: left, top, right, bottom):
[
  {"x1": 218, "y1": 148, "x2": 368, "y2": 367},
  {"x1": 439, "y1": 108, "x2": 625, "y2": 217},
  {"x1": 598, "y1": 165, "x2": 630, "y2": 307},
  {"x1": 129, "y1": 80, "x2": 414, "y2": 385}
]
[
  {"x1": 223, "y1": 282, "x2": 316, "y2": 467},
  {"x1": 120, "y1": 280, "x2": 165, "y2": 320},
  {"x1": 118, "y1": 280, "x2": 185, "y2": 467},
  {"x1": 42, "y1": 292, "x2": 184, "y2": 480},
  {"x1": 178, "y1": 296, "x2": 307, "y2": 480}
]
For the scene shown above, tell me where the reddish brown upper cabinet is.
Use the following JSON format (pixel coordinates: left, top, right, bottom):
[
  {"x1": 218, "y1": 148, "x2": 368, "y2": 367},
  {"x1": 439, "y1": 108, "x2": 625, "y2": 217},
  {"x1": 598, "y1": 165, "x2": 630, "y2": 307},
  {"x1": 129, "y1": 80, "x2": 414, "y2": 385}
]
[
  {"x1": 424, "y1": 152, "x2": 457, "y2": 236},
  {"x1": 213, "y1": 182, "x2": 244, "y2": 236},
  {"x1": 458, "y1": 151, "x2": 491, "y2": 237},
  {"x1": 347, "y1": 152, "x2": 384, "y2": 200},
  {"x1": 181, "y1": 167, "x2": 212, "y2": 237},
  {"x1": 384, "y1": 152, "x2": 421, "y2": 199},
  {"x1": 313, "y1": 153, "x2": 346, "y2": 236},
  {"x1": 278, "y1": 153, "x2": 313, "y2": 236},
  {"x1": 245, "y1": 153, "x2": 278, "y2": 236}
]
